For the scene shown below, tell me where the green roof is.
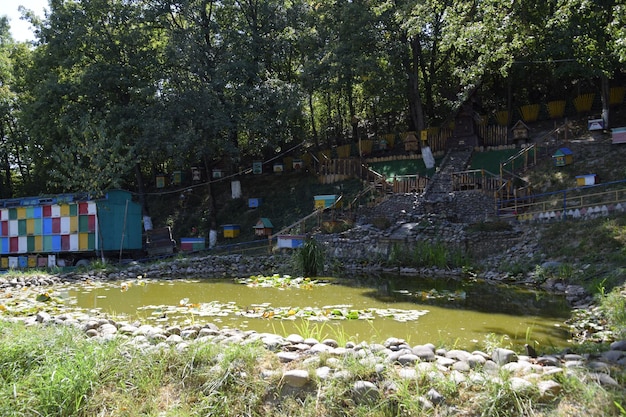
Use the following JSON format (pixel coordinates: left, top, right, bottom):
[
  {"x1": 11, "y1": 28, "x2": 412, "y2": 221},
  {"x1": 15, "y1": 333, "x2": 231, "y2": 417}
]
[{"x1": 254, "y1": 217, "x2": 273, "y2": 229}]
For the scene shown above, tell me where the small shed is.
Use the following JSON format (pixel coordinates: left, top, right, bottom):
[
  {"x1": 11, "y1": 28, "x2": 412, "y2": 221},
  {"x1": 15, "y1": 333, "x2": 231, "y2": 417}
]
[
  {"x1": 253, "y1": 218, "x2": 274, "y2": 237},
  {"x1": 511, "y1": 120, "x2": 530, "y2": 143},
  {"x1": 552, "y1": 147, "x2": 573, "y2": 167}
]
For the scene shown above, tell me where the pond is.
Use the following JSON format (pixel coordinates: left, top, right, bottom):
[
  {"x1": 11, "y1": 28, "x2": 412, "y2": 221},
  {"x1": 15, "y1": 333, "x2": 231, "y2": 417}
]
[{"x1": 59, "y1": 274, "x2": 571, "y2": 350}]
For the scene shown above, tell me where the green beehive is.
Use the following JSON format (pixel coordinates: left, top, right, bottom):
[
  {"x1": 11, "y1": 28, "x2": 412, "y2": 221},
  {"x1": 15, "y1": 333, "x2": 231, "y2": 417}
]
[{"x1": 96, "y1": 190, "x2": 143, "y2": 251}]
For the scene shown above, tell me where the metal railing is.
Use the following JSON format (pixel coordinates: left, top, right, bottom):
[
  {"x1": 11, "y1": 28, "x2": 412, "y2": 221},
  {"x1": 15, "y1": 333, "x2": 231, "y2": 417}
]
[{"x1": 497, "y1": 179, "x2": 626, "y2": 220}]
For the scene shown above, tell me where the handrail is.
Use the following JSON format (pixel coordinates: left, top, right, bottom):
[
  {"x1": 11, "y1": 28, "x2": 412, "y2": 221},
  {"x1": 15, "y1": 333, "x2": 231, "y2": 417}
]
[
  {"x1": 498, "y1": 179, "x2": 626, "y2": 219},
  {"x1": 268, "y1": 195, "x2": 344, "y2": 239},
  {"x1": 269, "y1": 208, "x2": 322, "y2": 239}
]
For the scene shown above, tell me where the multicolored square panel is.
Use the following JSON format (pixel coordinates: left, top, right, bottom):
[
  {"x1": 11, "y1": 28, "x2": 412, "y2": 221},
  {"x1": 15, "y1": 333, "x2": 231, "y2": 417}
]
[{"x1": 0, "y1": 201, "x2": 97, "y2": 255}]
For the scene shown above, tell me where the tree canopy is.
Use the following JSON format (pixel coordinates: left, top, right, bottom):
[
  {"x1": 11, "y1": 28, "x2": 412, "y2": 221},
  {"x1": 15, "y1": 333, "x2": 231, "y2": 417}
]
[{"x1": 0, "y1": 0, "x2": 623, "y2": 197}]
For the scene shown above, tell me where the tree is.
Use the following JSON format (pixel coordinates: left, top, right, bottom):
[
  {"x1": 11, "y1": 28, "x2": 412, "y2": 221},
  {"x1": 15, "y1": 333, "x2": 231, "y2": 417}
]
[
  {"x1": 545, "y1": 0, "x2": 623, "y2": 127},
  {"x1": 0, "y1": 17, "x2": 38, "y2": 197},
  {"x1": 23, "y1": 0, "x2": 166, "y2": 199}
]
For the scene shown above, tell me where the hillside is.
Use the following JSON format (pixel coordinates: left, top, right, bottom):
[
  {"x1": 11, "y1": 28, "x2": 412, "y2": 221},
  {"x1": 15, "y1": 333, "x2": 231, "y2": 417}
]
[{"x1": 145, "y1": 111, "x2": 626, "y2": 250}]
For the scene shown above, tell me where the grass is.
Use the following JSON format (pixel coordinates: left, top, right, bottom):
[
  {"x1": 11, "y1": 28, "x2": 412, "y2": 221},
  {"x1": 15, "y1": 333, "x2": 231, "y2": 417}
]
[
  {"x1": 1, "y1": 318, "x2": 625, "y2": 416},
  {"x1": 294, "y1": 238, "x2": 325, "y2": 276},
  {"x1": 387, "y1": 240, "x2": 471, "y2": 270}
]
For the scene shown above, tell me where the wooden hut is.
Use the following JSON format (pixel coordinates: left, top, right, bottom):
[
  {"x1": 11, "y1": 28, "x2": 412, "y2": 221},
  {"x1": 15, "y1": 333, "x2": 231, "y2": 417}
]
[
  {"x1": 511, "y1": 120, "x2": 530, "y2": 144},
  {"x1": 253, "y1": 218, "x2": 274, "y2": 237},
  {"x1": 552, "y1": 147, "x2": 573, "y2": 167}
]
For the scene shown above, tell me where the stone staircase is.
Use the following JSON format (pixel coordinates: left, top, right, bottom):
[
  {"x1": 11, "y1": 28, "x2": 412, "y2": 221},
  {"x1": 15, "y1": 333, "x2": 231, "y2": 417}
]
[{"x1": 422, "y1": 147, "x2": 474, "y2": 204}]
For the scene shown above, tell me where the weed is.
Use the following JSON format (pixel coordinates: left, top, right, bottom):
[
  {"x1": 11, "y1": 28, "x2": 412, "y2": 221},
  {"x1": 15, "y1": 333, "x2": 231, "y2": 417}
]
[
  {"x1": 599, "y1": 285, "x2": 626, "y2": 338},
  {"x1": 294, "y1": 238, "x2": 325, "y2": 276}
]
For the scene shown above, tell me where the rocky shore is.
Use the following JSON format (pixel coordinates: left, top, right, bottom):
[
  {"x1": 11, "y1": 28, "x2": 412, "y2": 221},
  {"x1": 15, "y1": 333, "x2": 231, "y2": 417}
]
[{"x1": 6, "y1": 308, "x2": 625, "y2": 407}]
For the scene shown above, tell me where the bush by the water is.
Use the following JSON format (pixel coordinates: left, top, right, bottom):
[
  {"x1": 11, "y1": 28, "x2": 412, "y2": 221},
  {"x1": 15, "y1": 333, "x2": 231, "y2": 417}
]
[{"x1": 294, "y1": 238, "x2": 325, "y2": 276}]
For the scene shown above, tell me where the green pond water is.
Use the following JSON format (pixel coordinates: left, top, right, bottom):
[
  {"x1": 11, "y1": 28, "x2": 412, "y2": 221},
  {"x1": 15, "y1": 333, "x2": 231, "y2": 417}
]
[{"x1": 64, "y1": 275, "x2": 572, "y2": 350}]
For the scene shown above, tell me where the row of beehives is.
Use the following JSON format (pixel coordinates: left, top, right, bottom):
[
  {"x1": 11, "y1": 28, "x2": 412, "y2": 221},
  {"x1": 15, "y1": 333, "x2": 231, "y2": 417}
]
[{"x1": 516, "y1": 203, "x2": 625, "y2": 222}]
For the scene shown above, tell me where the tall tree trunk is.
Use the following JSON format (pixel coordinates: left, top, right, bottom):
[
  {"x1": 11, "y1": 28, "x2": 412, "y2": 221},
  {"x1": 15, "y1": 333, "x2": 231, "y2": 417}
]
[
  {"x1": 601, "y1": 75, "x2": 610, "y2": 129},
  {"x1": 203, "y1": 156, "x2": 219, "y2": 248},
  {"x1": 308, "y1": 92, "x2": 319, "y2": 148},
  {"x1": 134, "y1": 162, "x2": 149, "y2": 216},
  {"x1": 2, "y1": 152, "x2": 11, "y2": 198},
  {"x1": 405, "y1": 36, "x2": 425, "y2": 132}
]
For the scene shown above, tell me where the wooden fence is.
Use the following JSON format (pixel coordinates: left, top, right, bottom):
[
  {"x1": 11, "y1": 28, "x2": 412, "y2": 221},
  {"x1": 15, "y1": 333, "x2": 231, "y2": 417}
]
[
  {"x1": 318, "y1": 158, "x2": 362, "y2": 184},
  {"x1": 391, "y1": 175, "x2": 430, "y2": 194},
  {"x1": 451, "y1": 170, "x2": 503, "y2": 192}
]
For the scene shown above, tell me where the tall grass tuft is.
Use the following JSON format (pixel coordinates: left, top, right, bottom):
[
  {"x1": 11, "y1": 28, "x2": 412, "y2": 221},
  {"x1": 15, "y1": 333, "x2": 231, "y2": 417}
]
[
  {"x1": 295, "y1": 238, "x2": 325, "y2": 276},
  {"x1": 599, "y1": 284, "x2": 626, "y2": 338}
]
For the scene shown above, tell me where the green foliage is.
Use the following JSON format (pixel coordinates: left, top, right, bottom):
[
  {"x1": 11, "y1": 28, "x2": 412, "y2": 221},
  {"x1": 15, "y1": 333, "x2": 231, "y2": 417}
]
[
  {"x1": 599, "y1": 285, "x2": 626, "y2": 339},
  {"x1": 294, "y1": 238, "x2": 325, "y2": 277},
  {"x1": 387, "y1": 240, "x2": 471, "y2": 270}
]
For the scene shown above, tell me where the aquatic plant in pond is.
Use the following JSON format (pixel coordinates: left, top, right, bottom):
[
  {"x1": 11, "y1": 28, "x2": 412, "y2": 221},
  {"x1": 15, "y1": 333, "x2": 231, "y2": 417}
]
[
  {"x1": 136, "y1": 301, "x2": 429, "y2": 324},
  {"x1": 237, "y1": 274, "x2": 327, "y2": 289}
]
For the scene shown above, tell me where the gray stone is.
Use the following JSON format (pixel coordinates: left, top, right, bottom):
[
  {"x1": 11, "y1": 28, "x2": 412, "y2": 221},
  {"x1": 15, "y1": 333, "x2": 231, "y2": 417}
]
[
  {"x1": 587, "y1": 361, "x2": 611, "y2": 372},
  {"x1": 286, "y1": 334, "x2": 305, "y2": 344},
  {"x1": 315, "y1": 366, "x2": 332, "y2": 380},
  {"x1": 449, "y1": 370, "x2": 466, "y2": 384},
  {"x1": 397, "y1": 353, "x2": 419, "y2": 366},
  {"x1": 492, "y1": 348, "x2": 518, "y2": 365},
  {"x1": 510, "y1": 377, "x2": 534, "y2": 393},
  {"x1": 277, "y1": 352, "x2": 300, "y2": 363},
  {"x1": 303, "y1": 337, "x2": 319, "y2": 346},
  {"x1": 536, "y1": 355, "x2": 560, "y2": 367},
  {"x1": 283, "y1": 369, "x2": 310, "y2": 388},
  {"x1": 609, "y1": 339, "x2": 626, "y2": 351},
  {"x1": 321, "y1": 338, "x2": 339, "y2": 348},
  {"x1": 452, "y1": 361, "x2": 471, "y2": 372},
  {"x1": 310, "y1": 343, "x2": 332, "y2": 354},
  {"x1": 412, "y1": 345, "x2": 436, "y2": 362},
  {"x1": 384, "y1": 337, "x2": 403, "y2": 348},
  {"x1": 563, "y1": 353, "x2": 584, "y2": 361},
  {"x1": 427, "y1": 388, "x2": 444, "y2": 405},
  {"x1": 36, "y1": 311, "x2": 52, "y2": 323},
  {"x1": 180, "y1": 329, "x2": 198, "y2": 339},
  {"x1": 418, "y1": 397, "x2": 434, "y2": 410},
  {"x1": 590, "y1": 372, "x2": 620, "y2": 388},
  {"x1": 564, "y1": 360, "x2": 585, "y2": 369},
  {"x1": 118, "y1": 324, "x2": 138, "y2": 335},
  {"x1": 537, "y1": 380, "x2": 561, "y2": 401},
  {"x1": 436, "y1": 356, "x2": 456, "y2": 367},
  {"x1": 502, "y1": 361, "x2": 532, "y2": 375},
  {"x1": 397, "y1": 368, "x2": 418, "y2": 380},
  {"x1": 353, "y1": 381, "x2": 379, "y2": 404},
  {"x1": 467, "y1": 354, "x2": 486, "y2": 368},
  {"x1": 165, "y1": 325, "x2": 181, "y2": 336},
  {"x1": 446, "y1": 349, "x2": 472, "y2": 362},
  {"x1": 601, "y1": 350, "x2": 625, "y2": 363},
  {"x1": 471, "y1": 350, "x2": 491, "y2": 360},
  {"x1": 166, "y1": 334, "x2": 183, "y2": 344},
  {"x1": 99, "y1": 323, "x2": 118, "y2": 336}
]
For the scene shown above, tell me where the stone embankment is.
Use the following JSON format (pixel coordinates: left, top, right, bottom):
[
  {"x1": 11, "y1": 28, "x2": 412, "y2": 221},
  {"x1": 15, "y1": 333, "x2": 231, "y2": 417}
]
[{"x1": 8, "y1": 310, "x2": 626, "y2": 406}]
